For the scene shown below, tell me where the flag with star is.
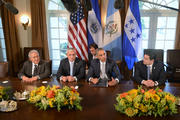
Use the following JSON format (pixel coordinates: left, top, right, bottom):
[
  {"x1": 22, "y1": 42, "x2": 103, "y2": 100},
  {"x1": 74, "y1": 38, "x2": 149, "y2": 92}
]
[
  {"x1": 68, "y1": 0, "x2": 88, "y2": 61},
  {"x1": 123, "y1": 0, "x2": 143, "y2": 70}
]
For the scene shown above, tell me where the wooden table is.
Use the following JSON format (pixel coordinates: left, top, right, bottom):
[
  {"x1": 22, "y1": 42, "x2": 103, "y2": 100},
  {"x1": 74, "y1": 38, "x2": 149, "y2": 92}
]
[{"x1": 0, "y1": 77, "x2": 180, "y2": 120}]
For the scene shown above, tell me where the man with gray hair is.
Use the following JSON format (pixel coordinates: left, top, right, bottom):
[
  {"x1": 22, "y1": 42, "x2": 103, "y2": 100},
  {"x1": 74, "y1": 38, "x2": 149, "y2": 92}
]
[
  {"x1": 18, "y1": 50, "x2": 51, "y2": 82},
  {"x1": 56, "y1": 48, "x2": 85, "y2": 82}
]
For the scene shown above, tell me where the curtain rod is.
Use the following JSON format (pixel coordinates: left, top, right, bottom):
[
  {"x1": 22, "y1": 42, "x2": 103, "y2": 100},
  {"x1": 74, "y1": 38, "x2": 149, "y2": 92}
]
[{"x1": 139, "y1": 0, "x2": 180, "y2": 12}]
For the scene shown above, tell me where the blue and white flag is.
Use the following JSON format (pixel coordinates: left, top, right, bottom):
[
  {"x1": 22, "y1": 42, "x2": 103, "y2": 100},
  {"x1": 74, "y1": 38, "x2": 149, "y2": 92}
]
[
  {"x1": 103, "y1": 0, "x2": 122, "y2": 61},
  {"x1": 123, "y1": 0, "x2": 143, "y2": 70},
  {"x1": 87, "y1": 0, "x2": 103, "y2": 47}
]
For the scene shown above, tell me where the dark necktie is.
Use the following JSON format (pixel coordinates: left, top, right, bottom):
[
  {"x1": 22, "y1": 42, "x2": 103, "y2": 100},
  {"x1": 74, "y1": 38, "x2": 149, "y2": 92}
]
[
  {"x1": 33, "y1": 64, "x2": 38, "y2": 76},
  {"x1": 147, "y1": 66, "x2": 150, "y2": 80}
]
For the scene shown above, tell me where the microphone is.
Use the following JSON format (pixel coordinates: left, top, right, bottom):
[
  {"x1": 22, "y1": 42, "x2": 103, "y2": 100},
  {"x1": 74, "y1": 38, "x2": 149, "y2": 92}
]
[
  {"x1": 61, "y1": 0, "x2": 78, "y2": 13},
  {"x1": 1, "y1": 0, "x2": 19, "y2": 14},
  {"x1": 83, "y1": 0, "x2": 92, "y2": 11},
  {"x1": 114, "y1": 0, "x2": 124, "y2": 9}
]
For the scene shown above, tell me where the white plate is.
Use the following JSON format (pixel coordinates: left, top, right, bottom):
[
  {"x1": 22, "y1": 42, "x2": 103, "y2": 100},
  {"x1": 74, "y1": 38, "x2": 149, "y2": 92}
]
[
  {"x1": 13, "y1": 96, "x2": 28, "y2": 101},
  {"x1": 0, "y1": 107, "x2": 17, "y2": 112}
]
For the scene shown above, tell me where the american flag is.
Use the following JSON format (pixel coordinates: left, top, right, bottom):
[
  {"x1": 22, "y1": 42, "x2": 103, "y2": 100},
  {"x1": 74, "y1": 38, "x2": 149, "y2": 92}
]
[{"x1": 68, "y1": 0, "x2": 88, "y2": 61}]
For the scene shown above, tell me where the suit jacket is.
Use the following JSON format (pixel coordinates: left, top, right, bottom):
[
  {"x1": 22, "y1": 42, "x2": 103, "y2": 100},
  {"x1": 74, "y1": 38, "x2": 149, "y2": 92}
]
[
  {"x1": 88, "y1": 53, "x2": 93, "y2": 67},
  {"x1": 18, "y1": 60, "x2": 51, "y2": 79},
  {"x1": 56, "y1": 57, "x2": 85, "y2": 80},
  {"x1": 87, "y1": 58, "x2": 121, "y2": 81},
  {"x1": 134, "y1": 61, "x2": 166, "y2": 85}
]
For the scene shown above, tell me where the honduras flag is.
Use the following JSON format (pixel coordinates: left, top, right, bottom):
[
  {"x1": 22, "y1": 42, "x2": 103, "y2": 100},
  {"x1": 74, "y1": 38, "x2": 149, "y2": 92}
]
[
  {"x1": 123, "y1": 0, "x2": 143, "y2": 70},
  {"x1": 87, "y1": 0, "x2": 103, "y2": 48},
  {"x1": 103, "y1": 0, "x2": 122, "y2": 61}
]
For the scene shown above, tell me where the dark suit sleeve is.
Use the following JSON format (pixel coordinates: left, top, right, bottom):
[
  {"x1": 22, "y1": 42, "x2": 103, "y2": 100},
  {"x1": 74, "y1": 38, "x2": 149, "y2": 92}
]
[
  {"x1": 156, "y1": 63, "x2": 166, "y2": 85},
  {"x1": 18, "y1": 62, "x2": 27, "y2": 79},
  {"x1": 39, "y1": 61, "x2": 51, "y2": 79},
  {"x1": 86, "y1": 60, "x2": 99, "y2": 81},
  {"x1": 112, "y1": 61, "x2": 121, "y2": 81},
  {"x1": 75, "y1": 60, "x2": 85, "y2": 80},
  {"x1": 134, "y1": 62, "x2": 144, "y2": 84},
  {"x1": 56, "y1": 60, "x2": 64, "y2": 79},
  {"x1": 86, "y1": 62, "x2": 94, "y2": 81}
]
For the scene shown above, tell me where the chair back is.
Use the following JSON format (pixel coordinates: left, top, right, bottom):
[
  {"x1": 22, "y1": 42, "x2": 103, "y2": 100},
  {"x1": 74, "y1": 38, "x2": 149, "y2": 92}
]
[
  {"x1": 24, "y1": 47, "x2": 44, "y2": 60},
  {"x1": 167, "y1": 49, "x2": 180, "y2": 82},
  {"x1": 0, "y1": 62, "x2": 8, "y2": 77},
  {"x1": 167, "y1": 50, "x2": 180, "y2": 67},
  {"x1": 144, "y1": 49, "x2": 164, "y2": 62}
]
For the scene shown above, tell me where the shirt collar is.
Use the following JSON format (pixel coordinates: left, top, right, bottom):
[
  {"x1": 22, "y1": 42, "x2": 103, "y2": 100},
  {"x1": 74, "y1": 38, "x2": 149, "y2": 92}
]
[
  {"x1": 32, "y1": 63, "x2": 38, "y2": 66},
  {"x1": 100, "y1": 60, "x2": 106, "y2": 64},
  {"x1": 69, "y1": 60, "x2": 74, "y2": 64},
  {"x1": 147, "y1": 64, "x2": 152, "y2": 68}
]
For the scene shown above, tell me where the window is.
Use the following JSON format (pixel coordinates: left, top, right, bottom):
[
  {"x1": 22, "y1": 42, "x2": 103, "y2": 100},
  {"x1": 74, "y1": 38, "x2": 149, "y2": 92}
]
[
  {"x1": 0, "y1": 16, "x2": 7, "y2": 62},
  {"x1": 139, "y1": 0, "x2": 179, "y2": 62},
  {"x1": 45, "y1": 0, "x2": 69, "y2": 73}
]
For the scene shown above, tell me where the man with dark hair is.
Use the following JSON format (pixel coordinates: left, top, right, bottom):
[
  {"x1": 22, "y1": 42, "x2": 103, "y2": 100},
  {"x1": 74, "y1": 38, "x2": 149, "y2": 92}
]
[
  {"x1": 56, "y1": 48, "x2": 85, "y2": 82},
  {"x1": 87, "y1": 48, "x2": 121, "y2": 86},
  {"x1": 18, "y1": 50, "x2": 51, "y2": 82},
  {"x1": 134, "y1": 51, "x2": 166, "y2": 87},
  {"x1": 88, "y1": 43, "x2": 98, "y2": 67}
]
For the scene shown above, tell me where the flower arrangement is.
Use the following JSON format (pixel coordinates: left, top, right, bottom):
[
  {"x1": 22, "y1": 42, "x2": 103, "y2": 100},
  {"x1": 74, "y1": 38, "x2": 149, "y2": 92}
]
[
  {"x1": 28, "y1": 85, "x2": 82, "y2": 111},
  {"x1": 0, "y1": 86, "x2": 12, "y2": 101},
  {"x1": 114, "y1": 86, "x2": 178, "y2": 117}
]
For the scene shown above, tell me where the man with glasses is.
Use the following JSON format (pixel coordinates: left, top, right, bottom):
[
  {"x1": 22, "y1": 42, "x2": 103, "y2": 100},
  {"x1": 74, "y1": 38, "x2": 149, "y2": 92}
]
[{"x1": 18, "y1": 50, "x2": 51, "y2": 82}]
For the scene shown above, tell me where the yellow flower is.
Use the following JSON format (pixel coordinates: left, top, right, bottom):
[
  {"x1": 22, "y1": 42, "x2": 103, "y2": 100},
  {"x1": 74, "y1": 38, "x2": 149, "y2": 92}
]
[
  {"x1": 36, "y1": 86, "x2": 46, "y2": 95},
  {"x1": 64, "y1": 99, "x2": 68, "y2": 105},
  {"x1": 165, "y1": 95, "x2": 176, "y2": 103},
  {"x1": 134, "y1": 102, "x2": 139, "y2": 109},
  {"x1": 139, "y1": 104, "x2": 148, "y2": 113},
  {"x1": 30, "y1": 90, "x2": 36, "y2": 97},
  {"x1": 0, "y1": 86, "x2": 3, "y2": 90},
  {"x1": 144, "y1": 92, "x2": 151, "y2": 99},
  {"x1": 70, "y1": 100, "x2": 73, "y2": 105},
  {"x1": 151, "y1": 94, "x2": 160, "y2": 102},
  {"x1": 49, "y1": 98, "x2": 55, "y2": 108},
  {"x1": 125, "y1": 95, "x2": 132, "y2": 102},
  {"x1": 128, "y1": 89, "x2": 138, "y2": 99},
  {"x1": 119, "y1": 99, "x2": 125, "y2": 106},
  {"x1": 125, "y1": 107, "x2": 137, "y2": 117}
]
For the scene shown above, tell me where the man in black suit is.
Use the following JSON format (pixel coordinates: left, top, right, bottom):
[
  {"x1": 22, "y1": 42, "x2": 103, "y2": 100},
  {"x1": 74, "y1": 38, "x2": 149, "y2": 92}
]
[
  {"x1": 88, "y1": 43, "x2": 98, "y2": 67},
  {"x1": 87, "y1": 48, "x2": 121, "y2": 86},
  {"x1": 134, "y1": 51, "x2": 166, "y2": 87},
  {"x1": 18, "y1": 50, "x2": 51, "y2": 82},
  {"x1": 56, "y1": 48, "x2": 85, "y2": 82}
]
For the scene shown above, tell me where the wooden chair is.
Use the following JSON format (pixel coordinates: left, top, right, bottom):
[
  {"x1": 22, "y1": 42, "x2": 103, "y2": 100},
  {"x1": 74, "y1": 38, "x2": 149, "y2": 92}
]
[
  {"x1": 0, "y1": 62, "x2": 8, "y2": 77},
  {"x1": 166, "y1": 49, "x2": 180, "y2": 82}
]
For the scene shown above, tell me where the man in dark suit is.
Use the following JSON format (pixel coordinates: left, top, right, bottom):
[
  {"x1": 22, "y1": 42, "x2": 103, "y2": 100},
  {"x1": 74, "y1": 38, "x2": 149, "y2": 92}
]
[
  {"x1": 134, "y1": 51, "x2": 166, "y2": 87},
  {"x1": 88, "y1": 43, "x2": 98, "y2": 67},
  {"x1": 56, "y1": 48, "x2": 85, "y2": 82},
  {"x1": 87, "y1": 48, "x2": 121, "y2": 86},
  {"x1": 18, "y1": 50, "x2": 50, "y2": 82}
]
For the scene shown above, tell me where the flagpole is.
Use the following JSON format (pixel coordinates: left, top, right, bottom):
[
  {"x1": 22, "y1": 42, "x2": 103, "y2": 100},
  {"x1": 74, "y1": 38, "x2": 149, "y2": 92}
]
[{"x1": 139, "y1": 0, "x2": 180, "y2": 12}]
